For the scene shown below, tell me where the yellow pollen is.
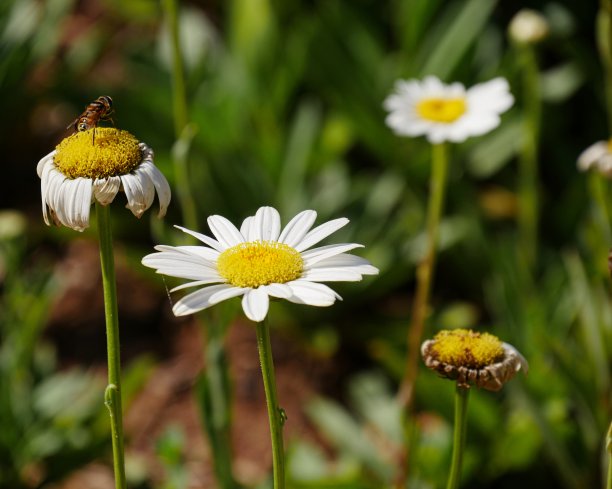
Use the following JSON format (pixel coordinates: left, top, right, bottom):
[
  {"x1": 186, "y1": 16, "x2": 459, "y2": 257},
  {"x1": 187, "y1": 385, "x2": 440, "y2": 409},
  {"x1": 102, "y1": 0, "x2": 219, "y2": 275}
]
[
  {"x1": 54, "y1": 128, "x2": 142, "y2": 179},
  {"x1": 431, "y1": 329, "x2": 504, "y2": 368},
  {"x1": 607, "y1": 138, "x2": 612, "y2": 153},
  {"x1": 217, "y1": 241, "x2": 304, "y2": 288},
  {"x1": 417, "y1": 97, "x2": 467, "y2": 123}
]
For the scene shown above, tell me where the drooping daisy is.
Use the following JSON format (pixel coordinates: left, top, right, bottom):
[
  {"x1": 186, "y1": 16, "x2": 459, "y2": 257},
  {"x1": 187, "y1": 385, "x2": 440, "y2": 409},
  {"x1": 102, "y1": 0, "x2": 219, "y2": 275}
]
[
  {"x1": 37, "y1": 127, "x2": 171, "y2": 232},
  {"x1": 383, "y1": 76, "x2": 514, "y2": 143},
  {"x1": 141, "y1": 206, "x2": 379, "y2": 322},
  {"x1": 421, "y1": 329, "x2": 528, "y2": 391},
  {"x1": 577, "y1": 139, "x2": 612, "y2": 176}
]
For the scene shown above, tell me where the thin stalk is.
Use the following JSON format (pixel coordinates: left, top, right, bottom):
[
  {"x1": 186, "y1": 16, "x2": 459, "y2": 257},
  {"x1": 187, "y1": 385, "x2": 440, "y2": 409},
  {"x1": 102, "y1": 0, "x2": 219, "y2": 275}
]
[
  {"x1": 161, "y1": 0, "x2": 198, "y2": 231},
  {"x1": 446, "y1": 385, "x2": 470, "y2": 489},
  {"x1": 597, "y1": 0, "x2": 612, "y2": 132},
  {"x1": 255, "y1": 319, "x2": 285, "y2": 489},
  {"x1": 399, "y1": 142, "x2": 450, "y2": 411},
  {"x1": 517, "y1": 43, "x2": 541, "y2": 268},
  {"x1": 96, "y1": 202, "x2": 126, "y2": 489},
  {"x1": 606, "y1": 419, "x2": 612, "y2": 489}
]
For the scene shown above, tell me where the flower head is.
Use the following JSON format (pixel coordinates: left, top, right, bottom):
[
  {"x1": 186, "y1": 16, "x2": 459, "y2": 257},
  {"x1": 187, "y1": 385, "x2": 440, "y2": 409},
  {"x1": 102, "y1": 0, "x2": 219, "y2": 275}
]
[
  {"x1": 141, "y1": 206, "x2": 378, "y2": 322},
  {"x1": 421, "y1": 329, "x2": 528, "y2": 391},
  {"x1": 577, "y1": 139, "x2": 612, "y2": 176},
  {"x1": 37, "y1": 128, "x2": 171, "y2": 232},
  {"x1": 383, "y1": 76, "x2": 514, "y2": 143},
  {"x1": 508, "y1": 9, "x2": 549, "y2": 45}
]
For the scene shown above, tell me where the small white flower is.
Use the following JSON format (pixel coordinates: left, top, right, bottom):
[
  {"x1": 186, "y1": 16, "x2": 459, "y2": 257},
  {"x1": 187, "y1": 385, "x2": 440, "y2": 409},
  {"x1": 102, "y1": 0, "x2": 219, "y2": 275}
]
[
  {"x1": 577, "y1": 140, "x2": 612, "y2": 176},
  {"x1": 383, "y1": 76, "x2": 514, "y2": 144},
  {"x1": 142, "y1": 206, "x2": 379, "y2": 322},
  {"x1": 37, "y1": 128, "x2": 171, "y2": 232},
  {"x1": 508, "y1": 9, "x2": 549, "y2": 45}
]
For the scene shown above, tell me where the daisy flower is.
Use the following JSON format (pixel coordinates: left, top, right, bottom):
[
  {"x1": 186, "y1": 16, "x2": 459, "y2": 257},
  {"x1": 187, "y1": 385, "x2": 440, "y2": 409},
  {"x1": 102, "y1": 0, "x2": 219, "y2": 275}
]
[
  {"x1": 383, "y1": 76, "x2": 514, "y2": 143},
  {"x1": 421, "y1": 329, "x2": 528, "y2": 391},
  {"x1": 577, "y1": 139, "x2": 612, "y2": 176},
  {"x1": 142, "y1": 206, "x2": 379, "y2": 322},
  {"x1": 37, "y1": 127, "x2": 171, "y2": 232}
]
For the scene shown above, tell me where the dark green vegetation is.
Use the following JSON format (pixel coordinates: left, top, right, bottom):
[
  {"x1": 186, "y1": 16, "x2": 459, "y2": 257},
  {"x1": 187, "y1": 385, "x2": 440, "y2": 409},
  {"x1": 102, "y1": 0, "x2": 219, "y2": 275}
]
[{"x1": 0, "y1": 1, "x2": 609, "y2": 488}]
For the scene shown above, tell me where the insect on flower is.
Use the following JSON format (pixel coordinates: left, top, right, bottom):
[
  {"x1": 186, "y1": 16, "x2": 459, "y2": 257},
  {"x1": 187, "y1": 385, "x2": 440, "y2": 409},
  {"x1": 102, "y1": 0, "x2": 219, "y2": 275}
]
[{"x1": 67, "y1": 95, "x2": 115, "y2": 144}]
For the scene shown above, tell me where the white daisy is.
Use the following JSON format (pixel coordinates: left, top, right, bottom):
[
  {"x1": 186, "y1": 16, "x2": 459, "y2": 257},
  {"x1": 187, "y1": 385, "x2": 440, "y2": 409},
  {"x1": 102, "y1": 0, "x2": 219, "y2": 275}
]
[
  {"x1": 141, "y1": 206, "x2": 379, "y2": 322},
  {"x1": 577, "y1": 140, "x2": 612, "y2": 176},
  {"x1": 383, "y1": 76, "x2": 514, "y2": 143},
  {"x1": 37, "y1": 127, "x2": 171, "y2": 232}
]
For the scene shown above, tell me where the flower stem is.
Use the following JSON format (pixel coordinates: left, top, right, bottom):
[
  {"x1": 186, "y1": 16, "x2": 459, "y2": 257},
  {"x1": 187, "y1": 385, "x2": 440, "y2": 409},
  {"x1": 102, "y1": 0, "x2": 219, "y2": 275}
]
[
  {"x1": 255, "y1": 318, "x2": 285, "y2": 489},
  {"x1": 161, "y1": 0, "x2": 199, "y2": 231},
  {"x1": 96, "y1": 202, "x2": 126, "y2": 489},
  {"x1": 446, "y1": 385, "x2": 470, "y2": 489},
  {"x1": 597, "y1": 0, "x2": 612, "y2": 132},
  {"x1": 399, "y1": 142, "x2": 450, "y2": 410},
  {"x1": 517, "y1": 43, "x2": 541, "y2": 268}
]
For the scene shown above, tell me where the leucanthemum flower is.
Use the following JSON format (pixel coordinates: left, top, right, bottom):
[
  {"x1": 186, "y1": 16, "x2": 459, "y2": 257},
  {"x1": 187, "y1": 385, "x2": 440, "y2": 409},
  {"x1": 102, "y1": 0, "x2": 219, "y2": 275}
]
[
  {"x1": 141, "y1": 206, "x2": 379, "y2": 322},
  {"x1": 577, "y1": 139, "x2": 612, "y2": 176},
  {"x1": 37, "y1": 128, "x2": 171, "y2": 232},
  {"x1": 383, "y1": 76, "x2": 514, "y2": 143},
  {"x1": 421, "y1": 329, "x2": 528, "y2": 391}
]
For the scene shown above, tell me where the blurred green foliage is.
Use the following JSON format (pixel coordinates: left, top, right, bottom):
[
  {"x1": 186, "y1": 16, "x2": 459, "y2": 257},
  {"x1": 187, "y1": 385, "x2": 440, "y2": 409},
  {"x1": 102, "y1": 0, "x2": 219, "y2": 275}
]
[{"x1": 0, "y1": 0, "x2": 610, "y2": 488}]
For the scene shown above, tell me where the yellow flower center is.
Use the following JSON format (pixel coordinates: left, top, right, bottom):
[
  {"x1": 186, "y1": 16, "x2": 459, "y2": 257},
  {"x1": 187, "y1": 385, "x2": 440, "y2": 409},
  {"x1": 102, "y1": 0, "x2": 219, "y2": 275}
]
[
  {"x1": 54, "y1": 128, "x2": 142, "y2": 179},
  {"x1": 607, "y1": 138, "x2": 612, "y2": 153},
  {"x1": 431, "y1": 329, "x2": 503, "y2": 368},
  {"x1": 416, "y1": 97, "x2": 467, "y2": 123},
  {"x1": 217, "y1": 241, "x2": 304, "y2": 288}
]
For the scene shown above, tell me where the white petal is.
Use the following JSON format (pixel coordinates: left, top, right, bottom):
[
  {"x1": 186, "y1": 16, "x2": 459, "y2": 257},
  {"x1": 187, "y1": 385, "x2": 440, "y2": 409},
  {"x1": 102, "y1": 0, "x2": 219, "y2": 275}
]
[
  {"x1": 93, "y1": 177, "x2": 121, "y2": 206},
  {"x1": 172, "y1": 284, "x2": 244, "y2": 316},
  {"x1": 170, "y1": 278, "x2": 226, "y2": 292},
  {"x1": 240, "y1": 216, "x2": 253, "y2": 239},
  {"x1": 241, "y1": 288, "x2": 270, "y2": 322},
  {"x1": 279, "y1": 210, "x2": 317, "y2": 247},
  {"x1": 61, "y1": 178, "x2": 92, "y2": 232},
  {"x1": 301, "y1": 268, "x2": 365, "y2": 282},
  {"x1": 37, "y1": 151, "x2": 55, "y2": 177},
  {"x1": 294, "y1": 217, "x2": 349, "y2": 252},
  {"x1": 121, "y1": 171, "x2": 150, "y2": 218},
  {"x1": 139, "y1": 160, "x2": 171, "y2": 218},
  {"x1": 260, "y1": 283, "x2": 293, "y2": 299},
  {"x1": 142, "y1": 251, "x2": 221, "y2": 281},
  {"x1": 251, "y1": 206, "x2": 281, "y2": 241},
  {"x1": 301, "y1": 243, "x2": 364, "y2": 266},
  {"x1": 174, "y1": 225, "x2": 224, "y2": 252},
  {"x1": 207, "y1": 215, "x2": 245, "y2": 248},
  {"x1": 578, "y1": 141, "x2": 608, "y2": 172},
  {"x1": 155, "y1": 244, "x2": 220, "y2": 262},
  {"x1": 286, "y1": 280, "x2": 341, "y2": 306}
]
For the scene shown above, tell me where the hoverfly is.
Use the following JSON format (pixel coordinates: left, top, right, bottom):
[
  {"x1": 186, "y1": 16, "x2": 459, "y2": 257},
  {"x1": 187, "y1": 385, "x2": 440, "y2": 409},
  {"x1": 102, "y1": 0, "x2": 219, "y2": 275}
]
[{"x1": 68, "y1": 95, "x2": 114, "y2": 144}]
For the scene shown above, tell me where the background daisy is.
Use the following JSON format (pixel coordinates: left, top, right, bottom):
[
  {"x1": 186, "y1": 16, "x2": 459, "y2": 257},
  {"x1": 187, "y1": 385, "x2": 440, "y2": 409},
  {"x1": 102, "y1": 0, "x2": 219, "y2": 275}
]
[{"x1": 383, "y1": 76, "x2": 514, "y2": 143}]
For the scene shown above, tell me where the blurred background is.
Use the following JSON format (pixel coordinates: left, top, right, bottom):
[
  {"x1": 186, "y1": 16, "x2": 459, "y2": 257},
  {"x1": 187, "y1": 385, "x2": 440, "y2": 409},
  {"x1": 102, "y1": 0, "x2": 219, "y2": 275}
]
[{"x1": 0, "y1": 0, "x2": 610, "y2": 488}]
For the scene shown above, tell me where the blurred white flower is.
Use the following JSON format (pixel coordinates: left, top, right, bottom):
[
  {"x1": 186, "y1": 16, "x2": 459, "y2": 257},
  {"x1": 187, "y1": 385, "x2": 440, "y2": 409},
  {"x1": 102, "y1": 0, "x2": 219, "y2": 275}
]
[
  {"x1": 508, "y1": 9, "x2": 549, "y2": 44},
  {"x1": 142, "y1": 206, "x2": 378, "y2": 322},
  {"x1": 383, "y1": 76, "x2": 514, "y2": 144},
  {"x1": 37, "y1": 128, "x2": 171, "y2": 232},
  {"x1": 577, "y1": 140, "x2": 612, "y2": 176}
]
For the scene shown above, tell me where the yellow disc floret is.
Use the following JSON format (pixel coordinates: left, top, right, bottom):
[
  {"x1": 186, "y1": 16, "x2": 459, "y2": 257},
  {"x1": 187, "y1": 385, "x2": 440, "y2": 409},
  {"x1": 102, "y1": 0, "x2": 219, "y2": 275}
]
[
  {"x1": 54, "y1": 128, "x2": 142, "y2": 179},
  {"x1": 217, "y1": 241, "x2": 304, "y2": 288},
  {"x1": 431, "y1": 329, "x2": 504, "y2": 368},
  {"x1": 417, "y1": 97, "x2": 467, "y2": 123}
]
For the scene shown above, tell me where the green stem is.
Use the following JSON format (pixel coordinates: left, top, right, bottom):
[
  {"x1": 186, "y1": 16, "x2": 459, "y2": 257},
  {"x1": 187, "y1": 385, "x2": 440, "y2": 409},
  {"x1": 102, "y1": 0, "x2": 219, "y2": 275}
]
[
  {"x1": 446, "y1": 385, "x2": 470, "y2": 489},
  {"x1": 255, "y1": 319, "x2": 285, "y2": 489},
  {"x1": 161, "y1": 0, "x2": 198, "y2": 231},
  {"x1": 597, "y1": 0, "x2": 612, "y2": 132},
  {"x1": 399, "y1": 142, "x2": 450, "y2": 410},
  {"x1": 606, "y1": 419, "x2": 612, "y2": 489},
  {"x1": 96, "y1": 202, "x2": 126, "y2": 489},
  {"x1": 517, "y1": 43, "x2": 540, "y2": 268}
]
